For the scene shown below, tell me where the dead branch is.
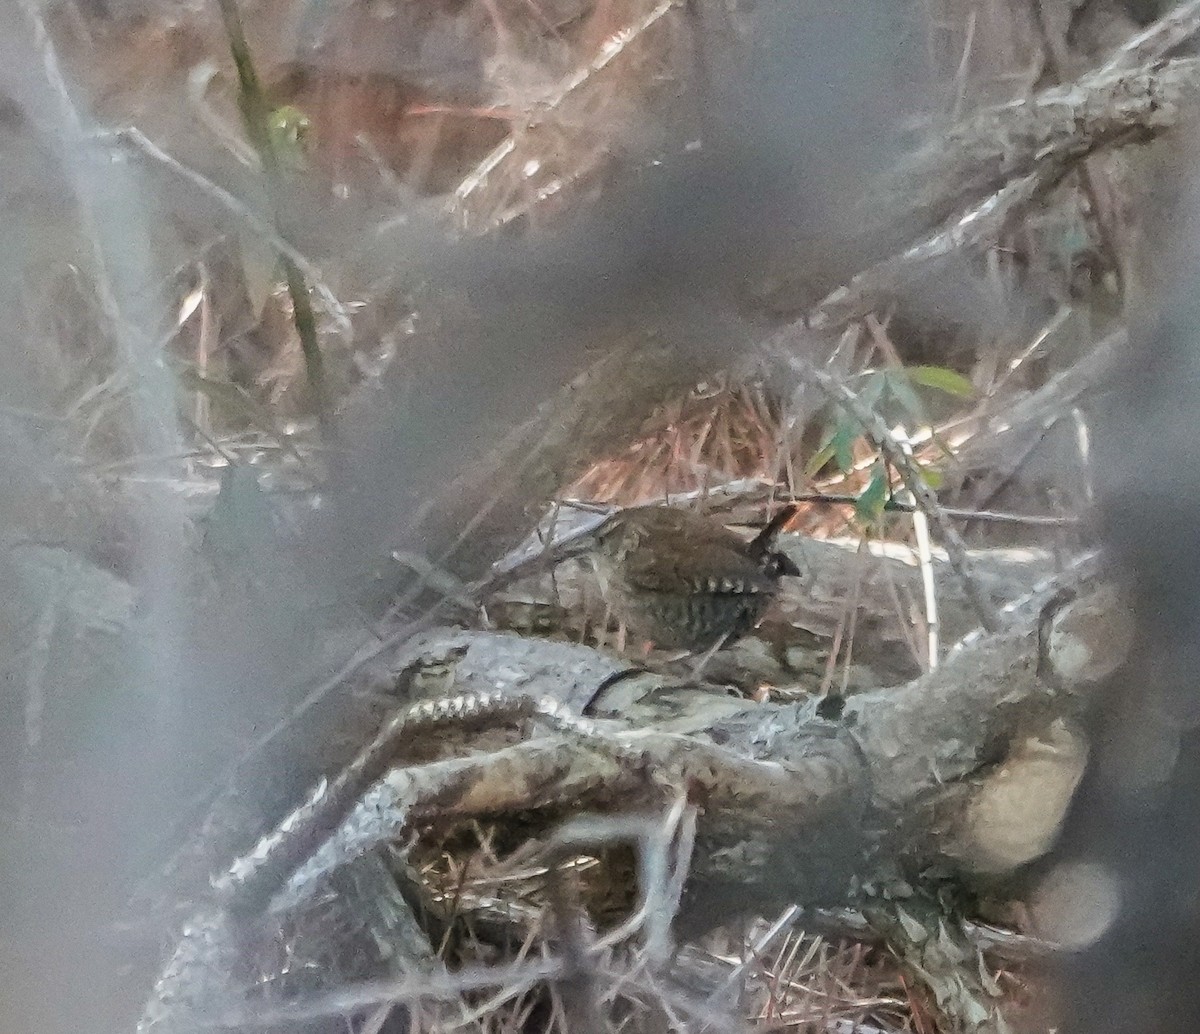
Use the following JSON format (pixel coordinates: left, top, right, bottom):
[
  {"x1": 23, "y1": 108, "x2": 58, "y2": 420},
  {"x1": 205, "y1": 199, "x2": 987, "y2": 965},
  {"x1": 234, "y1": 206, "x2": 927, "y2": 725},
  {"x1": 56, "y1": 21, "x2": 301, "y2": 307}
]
[
  {"x1": 898, "y1": 55, "x2": 1200, "y2": 239},
  {"x1": 487, "y1": 501, "x2": 1053, "y2": 678},
  {"x1": 765, "y1": 53, "x2": 1200, "y2": 357},
  {"x1": 768, "y1": 48, "x2": 1200, "y2": 344},
  {"x1": 1098, "y1": 0, "x2": 1200, "y2": 74},
  {"x1": 139, "y1": 576, "x2": 1130, "y2": 1030}
]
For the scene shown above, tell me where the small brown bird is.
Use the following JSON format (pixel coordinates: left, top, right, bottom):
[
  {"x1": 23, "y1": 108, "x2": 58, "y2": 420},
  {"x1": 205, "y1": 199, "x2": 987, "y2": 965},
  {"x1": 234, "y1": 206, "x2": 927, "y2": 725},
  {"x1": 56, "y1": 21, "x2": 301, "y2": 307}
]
[{"x1": 588, "y1": 504, "x2": 800, "y2": 652}]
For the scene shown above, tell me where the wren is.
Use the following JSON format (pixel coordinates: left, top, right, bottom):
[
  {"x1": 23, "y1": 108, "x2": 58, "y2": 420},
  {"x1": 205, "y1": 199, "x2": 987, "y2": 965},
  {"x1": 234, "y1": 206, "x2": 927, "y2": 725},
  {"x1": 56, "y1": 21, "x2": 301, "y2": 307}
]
[{"x1": 588, "y1": 503, "x2": 799, "y2": 652}]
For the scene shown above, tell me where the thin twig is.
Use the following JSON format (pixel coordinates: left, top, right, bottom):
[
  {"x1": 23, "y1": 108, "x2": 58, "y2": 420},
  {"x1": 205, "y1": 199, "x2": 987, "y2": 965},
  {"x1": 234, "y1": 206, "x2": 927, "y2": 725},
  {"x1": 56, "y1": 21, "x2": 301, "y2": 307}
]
[
  {"x1": 791, "y1": 169, "x2": 1053, "y2": 336},
  {"x1": 18, "y1": 0, "x2": 187, "y2": 760},
  {"x1": 985, "y1": 305, "x2": 1072, "y2": 398},
  {"x1": 211, "y1": 959, "x2": 568, "y2": 1027},
  {"x1": 93, "y1": 127, "x2": 350, "y2": 334},
  {"x1": 708, "y1": 905, "x2": 804, "y2": 1003},
  {"x1": 783, "y1": 494, "x2": 1080, "y2": 527},
  {"x1": 19, "y1": 589, "x2": 58, "y2": 825}
]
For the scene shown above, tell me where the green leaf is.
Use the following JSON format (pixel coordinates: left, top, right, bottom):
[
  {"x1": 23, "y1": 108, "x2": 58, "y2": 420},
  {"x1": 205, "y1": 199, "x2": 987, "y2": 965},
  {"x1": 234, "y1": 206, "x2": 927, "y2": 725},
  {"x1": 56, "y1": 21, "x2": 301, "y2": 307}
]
[
  {"x1": 831, "y1": 419, "x2": 858, "y2": 473},
  {"x1": 267, "y1": 104, "x2": 312, "y2": 170},
  {"x1": 907, "y1": 365, "x2": 975, "y2": 398},
  {"x1": 858, "y1": 370, "x2": 887, "y2": 410},
  {"x1": 804, "y1": 440, "x2": 837, "y2": 478},
  {"x1": 855, "y1": 465, "x2": 889, "y2": 523},
  {"x1": 886, "y1": 370, "x2": 927, "y2": 423},
  {"x1": 807, "y1": 412, "x2": 862, "y2": 477},
  {"x1": 919, "y1": 466, "x2": 944, "y2": 490}
]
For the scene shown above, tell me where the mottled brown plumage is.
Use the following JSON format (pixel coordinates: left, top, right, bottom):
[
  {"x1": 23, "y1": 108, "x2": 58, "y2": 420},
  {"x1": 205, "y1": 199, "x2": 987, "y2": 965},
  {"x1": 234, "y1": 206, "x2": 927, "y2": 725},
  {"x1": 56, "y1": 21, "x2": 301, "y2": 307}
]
[{"x1": 589, "y1": 504, "x2": 800, "y2": 651}]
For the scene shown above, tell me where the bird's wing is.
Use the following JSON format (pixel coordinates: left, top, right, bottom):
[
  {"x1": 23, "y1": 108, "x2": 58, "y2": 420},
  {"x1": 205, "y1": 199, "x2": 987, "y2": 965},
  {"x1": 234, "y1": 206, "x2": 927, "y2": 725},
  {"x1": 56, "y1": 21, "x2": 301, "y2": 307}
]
[{"x1": 622, "y1": 538, "x2": 775, "y2": 596}]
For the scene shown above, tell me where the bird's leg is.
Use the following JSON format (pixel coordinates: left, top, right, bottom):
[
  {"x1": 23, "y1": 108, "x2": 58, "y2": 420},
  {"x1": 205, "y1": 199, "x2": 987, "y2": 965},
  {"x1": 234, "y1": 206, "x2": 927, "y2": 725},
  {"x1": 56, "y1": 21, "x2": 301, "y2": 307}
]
[
  {"x1": 688, "y1": 631, "x2": 733, "y2": 682},
  {"x1": 594, "y1": 601, "x2": 610, "y2": 650}
]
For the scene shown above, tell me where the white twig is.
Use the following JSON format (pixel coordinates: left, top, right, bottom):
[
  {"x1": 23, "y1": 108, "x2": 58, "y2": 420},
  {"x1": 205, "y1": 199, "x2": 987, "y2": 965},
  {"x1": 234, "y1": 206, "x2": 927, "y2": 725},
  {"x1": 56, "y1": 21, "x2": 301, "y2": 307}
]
[
  {"x1": 708, "y1": 904, "x2": 804, "y2": 1003},
  {"x1": 894, "y1": 425, "x2": 939, "y2": 669},
  {"x1": 17, "y1": 0, "x2": 188, "y2": 753},
  {"x1": 19, "y1": 590, "x2": 58, "y2": 824},
  {"x1": 1072, "y1": 406, "x2": 1094, "y2": 505},
  {"x1": 209, "y1": 959, "x2": 567, "y2": 1027}
]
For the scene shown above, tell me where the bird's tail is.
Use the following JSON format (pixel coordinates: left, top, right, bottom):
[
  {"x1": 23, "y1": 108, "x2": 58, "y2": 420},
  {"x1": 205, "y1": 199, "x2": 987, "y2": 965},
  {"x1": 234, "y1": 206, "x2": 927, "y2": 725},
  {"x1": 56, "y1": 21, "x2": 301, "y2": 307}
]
[{"x1": 749, "y1": 503, "x2": 799, "y2": 555}]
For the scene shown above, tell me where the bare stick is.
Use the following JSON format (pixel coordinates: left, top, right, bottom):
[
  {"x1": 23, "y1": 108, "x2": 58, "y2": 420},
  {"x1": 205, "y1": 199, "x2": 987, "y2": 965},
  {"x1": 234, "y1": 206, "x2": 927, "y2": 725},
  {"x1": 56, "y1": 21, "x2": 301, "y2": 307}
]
[{"x1": 783, "y1": 494, "x2": 1079, "y2": 527}]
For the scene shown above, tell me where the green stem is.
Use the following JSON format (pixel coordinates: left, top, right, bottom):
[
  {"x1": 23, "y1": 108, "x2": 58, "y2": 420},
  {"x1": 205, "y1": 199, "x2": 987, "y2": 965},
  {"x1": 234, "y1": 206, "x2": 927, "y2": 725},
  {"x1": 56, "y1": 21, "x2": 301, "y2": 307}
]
[{"x1": 213, "y1": 0, "x2": 332, "y2": 435}]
